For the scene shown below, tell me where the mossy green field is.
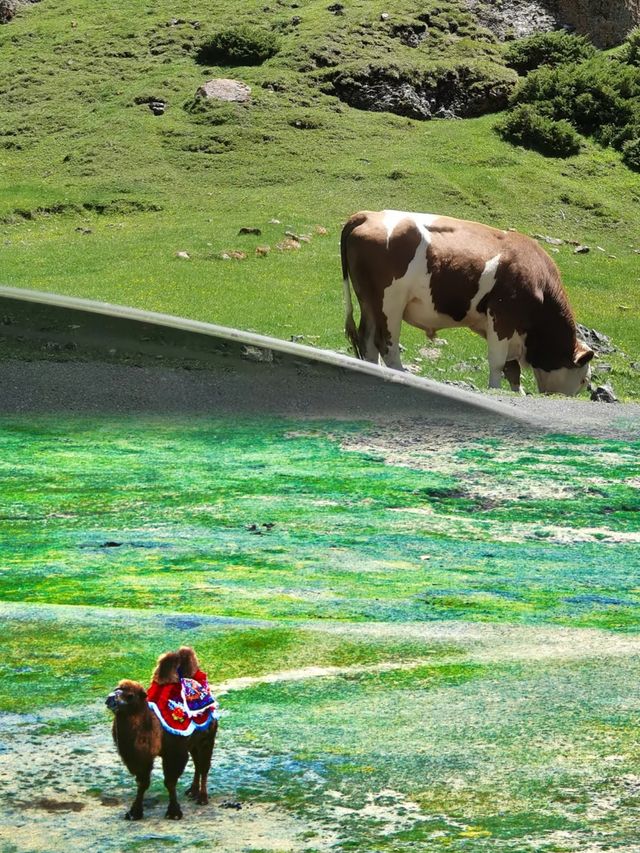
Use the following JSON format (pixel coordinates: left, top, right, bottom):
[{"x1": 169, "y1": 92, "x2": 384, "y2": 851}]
[
  {"x1": 2, "y1": 1, "x2": 640, "y2": 848},
  {"x1": 1, "y1": 417, "x2": 639, "y2": 850},
  {"x1": 1, "y1": 0, "x2": 640, "y2": 397}
]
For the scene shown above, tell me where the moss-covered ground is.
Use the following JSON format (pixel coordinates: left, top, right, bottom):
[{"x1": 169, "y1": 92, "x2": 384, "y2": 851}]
[{"x1": 1, "y1": 416, "x2": 639, "y2": 851}]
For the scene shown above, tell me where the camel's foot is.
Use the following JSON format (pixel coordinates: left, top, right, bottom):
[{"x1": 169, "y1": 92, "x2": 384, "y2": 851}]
[
  {"x1": 166, "y1": 802, "x2": 183, "y2": 820},
  {"x1": 125, "y1": 805, "x2": 143, "y2": 821}
]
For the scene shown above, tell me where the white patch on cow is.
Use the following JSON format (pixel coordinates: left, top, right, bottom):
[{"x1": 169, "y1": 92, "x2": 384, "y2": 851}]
[
  {"x1": 471, "y1": 255, "x2": 500, "y2": 312},
  {"x1": 378, "y1": 210, "x2": 441, "y2": 368},
  {"x1": 382, "y1": 209, "x2": 437, "y2": 246}
]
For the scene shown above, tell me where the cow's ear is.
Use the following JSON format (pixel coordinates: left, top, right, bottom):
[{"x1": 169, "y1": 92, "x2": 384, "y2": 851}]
[{"x1": 574, "y1": 342, "x2": 594, "y2": 366}]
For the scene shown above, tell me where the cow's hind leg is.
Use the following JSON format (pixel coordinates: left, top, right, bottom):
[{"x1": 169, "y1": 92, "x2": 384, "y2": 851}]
[
  {"x1": 379, "y1": 288, "x2": 406, "y2": 371},
  {"x1": 357, "y1": 307, "x2": 380, "y2": 364}
]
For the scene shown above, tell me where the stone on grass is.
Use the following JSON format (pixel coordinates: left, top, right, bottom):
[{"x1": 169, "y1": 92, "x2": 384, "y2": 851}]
[
  {"x1": 196, "y1": 79, "x2": 251, "y2": 103},
  {"x1": 0, "y1": 0, "x2": 18, "y2": 24},
  {"x1": 590, "y1": 385, "x2": 618, "y2": 403},
  {"x1": 576, "y1": 324, "x2": 616, "y2": 355}
]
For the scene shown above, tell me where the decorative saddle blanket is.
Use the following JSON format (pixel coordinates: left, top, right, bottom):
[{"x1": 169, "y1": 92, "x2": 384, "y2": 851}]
[{"x1": 147, "y1": 671, "x2": 220, "y2": 736}]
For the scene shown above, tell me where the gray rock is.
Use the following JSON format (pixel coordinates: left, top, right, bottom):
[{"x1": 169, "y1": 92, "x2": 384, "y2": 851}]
[
  {"x1": 576, "y1": 324, "x2": 616, "y2": 355},
  {"x1": 196, "y1": 79, "x2": 251, "y2": 103},
  {"x1": 590, "y1": 384, "x2": 618, "y2": 403},
  {"x1": 332, "y1": 65, "x2": 514, "y2": 120},
  {"x1": 0, "y1": 0, "x2": 18, "y2": 23},
  {"x1": 390, "y1": 22, "x2": 427, "y2": 47},
  {"x1": 574, "y1": 245, "x2": 590, "y2": 254},
  {"x1": 464, "y1": 0, "x2": 559, "y2": 41},
  {"x1": 534, "y1": 234, "x2": 564, "y2": 245}
]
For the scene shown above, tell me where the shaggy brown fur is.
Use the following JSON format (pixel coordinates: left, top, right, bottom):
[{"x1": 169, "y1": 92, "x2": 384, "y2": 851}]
[
  {"x1": 106, "y1": 652, "x2": 217, "y2": 821},
  {"x1": 177, "y1": 646, "x2": 200, "y2": 678},
  {"x1": 151, "y1": 651, "x2": 181, "y2": 685}
]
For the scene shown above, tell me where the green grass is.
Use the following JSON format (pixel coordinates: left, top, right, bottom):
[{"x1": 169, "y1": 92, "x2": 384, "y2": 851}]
[
  {"x1": 1, "y1": 416, "x2": 639, "y2": 681},
  {"x1": 1, "y1": 0, "x2": 639, "y2": 397},
  {"x1": 1, "y1": 415, "x2": 639, "y2": 850}
]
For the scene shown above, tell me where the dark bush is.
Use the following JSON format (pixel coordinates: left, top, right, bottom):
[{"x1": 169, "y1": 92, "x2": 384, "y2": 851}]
[
  {"x1": 509, "y1": 55, "x2": 640, "y2": 145},
  {"x1": 505, "y1": 31, "x2": 596, "y2": 75},
  {"x1": 196, "y1": 26, "x2": 280, "y2": 66},
  {"x1": 622, "y1": 137, "x2": 640, "y2": 170},
  {"x1": 497, "y1": 103, "x2": 582, "y2": 156},
  {"x1": 623, "y1": 27, "x2": 640, "y2": 66}
]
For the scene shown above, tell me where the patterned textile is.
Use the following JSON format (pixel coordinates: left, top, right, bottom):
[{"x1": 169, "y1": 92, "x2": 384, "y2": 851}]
[{"x1": 147, "y1": 669, "x2": 220, "y2": 736}]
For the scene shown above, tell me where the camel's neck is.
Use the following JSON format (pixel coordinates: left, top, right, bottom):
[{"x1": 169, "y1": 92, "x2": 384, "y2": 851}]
[{"x1": 113, "y1": 707, "x2": 161, "y2": 768}]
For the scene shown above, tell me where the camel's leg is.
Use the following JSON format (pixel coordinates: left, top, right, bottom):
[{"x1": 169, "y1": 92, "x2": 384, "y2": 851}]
[
  {"x1": 185, "y1": 765, "x2": 200, "y2": 799},
  {"x1": 190, "y1": 723, "x2": 217, "y2": 806},
  {"x1": 162, "y1": 744, "x2": 189, "y2": 820},
  {"x1": 126, "y1": 765, "x2": 152, "y2": 821}
]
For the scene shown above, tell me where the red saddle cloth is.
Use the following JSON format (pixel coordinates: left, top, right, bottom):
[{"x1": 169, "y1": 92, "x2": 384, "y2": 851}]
[{"x1": 147, "y1": 669, "x2": 219, "y2": 736}]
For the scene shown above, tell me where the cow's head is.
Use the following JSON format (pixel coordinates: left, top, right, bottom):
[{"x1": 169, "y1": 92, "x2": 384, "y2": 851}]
[{"x1": 532, "y1": 340, "x2": 594, "y2": 396}]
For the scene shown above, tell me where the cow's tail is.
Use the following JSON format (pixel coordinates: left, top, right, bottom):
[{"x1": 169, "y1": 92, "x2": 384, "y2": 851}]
[{"x1": 341, "y1": 217, "x2": 363, "y2": 360}]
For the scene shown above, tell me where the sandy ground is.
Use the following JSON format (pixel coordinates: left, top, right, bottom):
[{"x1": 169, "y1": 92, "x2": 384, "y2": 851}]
[{"x1": 3, "y1": 606, "x2": 640, "y2": 852}]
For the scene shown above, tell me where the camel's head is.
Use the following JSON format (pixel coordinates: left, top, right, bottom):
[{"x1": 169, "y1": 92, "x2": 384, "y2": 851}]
[
  {"x1": 105, "y1": 679, "x2": 147, "y2": 714},
  {"x1": 151, "y1": 651, "x2": 181, "y2": 685},
  {"x1": 177, "y1": 646, "x2": 200, "y2": 678}
]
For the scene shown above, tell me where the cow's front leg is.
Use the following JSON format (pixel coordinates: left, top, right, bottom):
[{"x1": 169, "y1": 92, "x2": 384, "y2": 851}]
[
  {"x1": 486, "y1": 332, "x2": 509, "y2": 390},
  {"x1": 503, "y1": 360, "x2": 525, "y2": 395}
]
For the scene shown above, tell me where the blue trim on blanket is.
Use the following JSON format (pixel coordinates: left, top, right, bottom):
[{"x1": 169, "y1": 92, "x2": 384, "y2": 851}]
[{"x1": 147, "y1": 701, "x2": 218, "y2": 737}]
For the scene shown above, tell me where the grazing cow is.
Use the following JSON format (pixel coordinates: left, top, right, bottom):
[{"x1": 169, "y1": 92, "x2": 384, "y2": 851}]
[{"x1": 341, "y1": 210, "x2": 594, "y2": 395}]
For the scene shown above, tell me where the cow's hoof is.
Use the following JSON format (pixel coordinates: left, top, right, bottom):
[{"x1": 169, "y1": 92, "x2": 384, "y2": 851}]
[
  {"x1": 125, "y1": 809, "x2": 143, "y2": 821},
  {"x1": 196, "y1": 793, "x2": 208, "y2": 806},
  {"x1": 166, "y1": 806, "x2": 183, "y2": 820},
  {"x1": 185, "y1": 787, "x2": 197, "y2": 799}
]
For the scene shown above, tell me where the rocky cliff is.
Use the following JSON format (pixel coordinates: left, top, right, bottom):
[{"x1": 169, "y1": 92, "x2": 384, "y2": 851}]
[
  {"x1": 555, "y1": 0, "x2": 639, "y2": 47},
  {"x1": 466, "y1": 0, "x2": 638, "y2": 46}
]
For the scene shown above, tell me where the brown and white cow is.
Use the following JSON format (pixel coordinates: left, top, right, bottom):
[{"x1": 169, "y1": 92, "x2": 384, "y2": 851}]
[{"x1": 341, "y1": 209, "x2": 594, "y2": 395}]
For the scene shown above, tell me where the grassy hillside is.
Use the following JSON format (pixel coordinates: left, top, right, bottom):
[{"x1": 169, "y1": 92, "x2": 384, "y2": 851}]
[{"x1": 1, "y1": 0, "x2": 639, "y2": 397}]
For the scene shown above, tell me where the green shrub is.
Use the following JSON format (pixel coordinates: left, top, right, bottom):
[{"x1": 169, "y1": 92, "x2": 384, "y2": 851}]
[
  {"x1": 498, "y1": 48, "x2": 640, "y2": 169},
  {"x1": 505, "y1": 31, "x2": 596, "y2": 75},
  {"x1": 511, "y1": 56, "x2": 639, "y2": 136},
  {"x1": 622, "y1": 137, "x2": 640, "y2": 170},
  {"x1": 196, "y1": 26, "x2": 280, "y2": 66},
  {"x1": 623, "y1": 27, "x2": 640, "y2": 66},
  {"x1": 497, "y1": 103, "x2": 582, "y2": 156}
]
